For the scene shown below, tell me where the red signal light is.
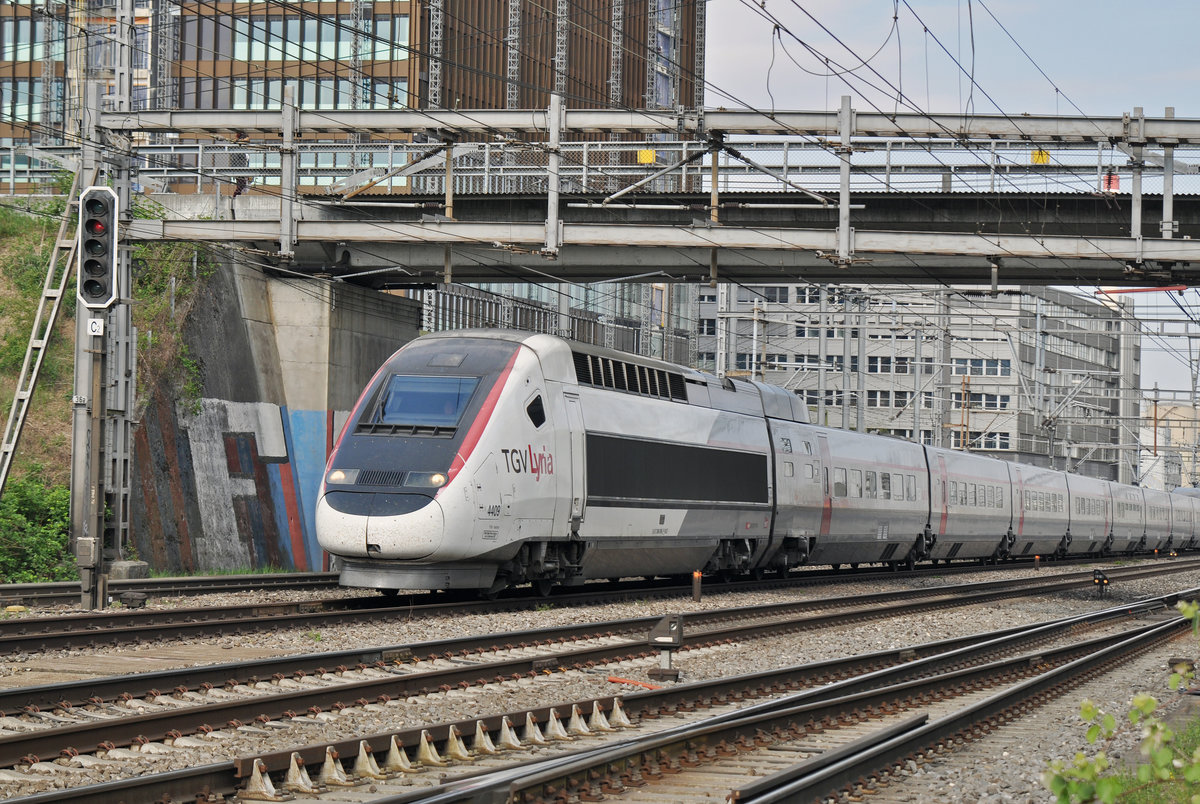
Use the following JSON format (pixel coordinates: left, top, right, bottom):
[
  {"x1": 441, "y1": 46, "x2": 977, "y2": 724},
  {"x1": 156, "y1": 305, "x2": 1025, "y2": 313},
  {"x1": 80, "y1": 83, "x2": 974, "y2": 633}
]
[{"x1": 85, "y1": 219, "x2": 107, "y2": 236}]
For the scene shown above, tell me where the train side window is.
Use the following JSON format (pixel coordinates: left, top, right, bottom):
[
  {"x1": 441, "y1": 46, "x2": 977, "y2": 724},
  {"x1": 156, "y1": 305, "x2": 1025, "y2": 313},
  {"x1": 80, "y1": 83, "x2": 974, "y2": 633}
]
[
  {"x1": 833, "y1": 467, "x2": 847, "y2": 498},
  {"x1": 865, "y1": 471, "x2": 877, "y2": 499},
  {"x1": 783, "y1": 461, "x2": 794, "y2": 477},
  {"x1": 526, "y1": 396, "x2": 547, "y2": 428},
  {"x1": 804, "y1": 463, "x2": 815, "y2": 480},
  {"x1": 997, "y1": 486, "x2": 1004, "y2": 508},
  {"x1": 892, "y1": 473, "x2": 904, "y2": 506},
  {"x1": 880, "y1": 472, "x2": 891, "y2": 500},
  {"x1": 949, "y1": 480, "x2": 957, "y2": 504},
  {"x1": 803, "y1": 441, "x2": 812, "y2": 454},
  {"x1": 968, "y1": 484, "x2": 977, "y2": 507},
  {"x1": 905, "y1": 474, "x2": 916, "y2": 501},
  {"x1": 849, "y1": 469, "x2": 862, "y2": 497},
  {"x1": 985, "y1": 485, "x2": 994, "y2": 508}
]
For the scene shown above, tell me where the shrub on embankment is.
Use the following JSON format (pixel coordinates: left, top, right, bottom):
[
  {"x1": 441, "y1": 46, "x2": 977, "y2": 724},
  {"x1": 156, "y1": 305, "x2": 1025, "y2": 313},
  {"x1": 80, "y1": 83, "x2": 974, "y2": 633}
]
[
  {"x1": 0, "y1": 179, "x2": 211, "y2": 582},
  {"x1": 0, "y1": 471, "x2": 74, "y2": 582}
]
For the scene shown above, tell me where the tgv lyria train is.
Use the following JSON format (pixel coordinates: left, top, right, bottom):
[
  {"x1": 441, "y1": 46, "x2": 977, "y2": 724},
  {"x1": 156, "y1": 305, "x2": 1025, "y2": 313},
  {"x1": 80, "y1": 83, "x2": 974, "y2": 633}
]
[{"x1": 316, "y1": 330, "x2": 1195, "y2": 595}]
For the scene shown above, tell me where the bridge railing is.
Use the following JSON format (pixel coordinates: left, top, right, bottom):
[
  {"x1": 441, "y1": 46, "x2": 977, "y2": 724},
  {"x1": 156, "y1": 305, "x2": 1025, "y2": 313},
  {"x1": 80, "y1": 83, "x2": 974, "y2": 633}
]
[
  {"x1": 412, "y1": 283, "x2": 691, "y2": 361},
  {"x1": 8, "y1": 139, "x2": 1200, "y2": 198}
]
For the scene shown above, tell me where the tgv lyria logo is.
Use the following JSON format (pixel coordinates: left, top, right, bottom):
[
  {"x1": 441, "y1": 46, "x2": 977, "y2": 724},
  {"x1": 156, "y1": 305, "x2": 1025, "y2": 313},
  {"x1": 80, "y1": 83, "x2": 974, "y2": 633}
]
[{"x1": 501, "y1": 446, "x2": 555, "y2": 480}]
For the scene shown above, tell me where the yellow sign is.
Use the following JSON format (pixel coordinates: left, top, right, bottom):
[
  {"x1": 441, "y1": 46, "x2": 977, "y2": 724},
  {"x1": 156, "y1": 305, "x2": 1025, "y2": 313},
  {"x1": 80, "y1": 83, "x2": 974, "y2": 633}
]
[
  {"x1": 637, "y1": 149, "x2": 657, "y2": 165},
  {"x1": 1031, "y1": 149, "x2": 1050, "y2": 165}
]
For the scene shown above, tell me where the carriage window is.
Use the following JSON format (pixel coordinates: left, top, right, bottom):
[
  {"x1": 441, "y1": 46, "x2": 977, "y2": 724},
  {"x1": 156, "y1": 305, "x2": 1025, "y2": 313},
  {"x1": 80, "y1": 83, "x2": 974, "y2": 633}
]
[
  {"x1": 526, "y1": 396, "x2": 546, "y2": 428},
  {"x1": 804, "y1": 463, "x2": 815, "y2": 480},
  {"x1": 949, "y1": 480, "x2": 957, "y2": 504},
  {"x1": 880, "y1": 472, "x2": 891, "y2": 500},
  {"x1": 985, "y1": 485, "x2": 994, "y2": 508},
  {"x1": 784, "y1": 461, "x2": 794, "y2": 477},
  {"x1": 802, "y1": 441, "x2": 812, "y2": 454},
  {"x1": 905, "y1": 474, "x2": 916, "y2": 501},
  {"x1": 849, "y1": 469, "x2": 862, "y2": 497},
  {"x1": 833, "y1": 467, "x2": 847, "y2": 498},
  {"x1": 865, "y1": 471, "x2": 877, "y2": 499},
  {"x1": 968, "y1": 484, "x2": 977, "y2": 507},
  {"x1": 892, "y1": 473, "x2": 904, "y2": 506},
  {"x1": 375, "y1": 375, "x2": 479, "y2": 427}
]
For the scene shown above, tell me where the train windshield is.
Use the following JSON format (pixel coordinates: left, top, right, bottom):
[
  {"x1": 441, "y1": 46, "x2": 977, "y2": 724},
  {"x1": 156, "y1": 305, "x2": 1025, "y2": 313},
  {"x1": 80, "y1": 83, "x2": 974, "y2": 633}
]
[{"x1": 373, "y1": 375, "x2": 480, "y2": 428}]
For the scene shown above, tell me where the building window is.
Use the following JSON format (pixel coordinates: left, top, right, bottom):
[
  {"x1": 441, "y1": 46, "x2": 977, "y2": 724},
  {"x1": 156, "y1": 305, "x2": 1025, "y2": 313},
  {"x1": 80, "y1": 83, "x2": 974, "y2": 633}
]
[
  {"x1": 951, "y1": 358, "x2": 1011, "y2": 376},
  {"x1": 867, "y1": 356, "x2": 891, "y2": 373},
  {"x1": 762, "y1": 286, "x2": 789, "y2": 304},
  {"x1": 866, "y1": 390, "x2": 890, "y2": 407},
  {"x1": 699, "y1": 318, "x2": 716, "y2": 336},
  {"x1": 893, "y1": 391, "x2": 912, "y2": 408},
  {"x1": 696, "y1": 352, "x2": 715, "y2": 370}
]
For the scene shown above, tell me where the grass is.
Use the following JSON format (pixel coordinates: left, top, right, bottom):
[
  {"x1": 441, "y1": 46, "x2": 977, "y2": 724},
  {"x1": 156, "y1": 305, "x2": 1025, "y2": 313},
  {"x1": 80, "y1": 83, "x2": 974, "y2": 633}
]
[
  {"x1": 1109, "y1": 716, "x2": 1200, "y2": 802},
  {"x1": 148, "y1": 565, "x2": 297, "y2": 577}
]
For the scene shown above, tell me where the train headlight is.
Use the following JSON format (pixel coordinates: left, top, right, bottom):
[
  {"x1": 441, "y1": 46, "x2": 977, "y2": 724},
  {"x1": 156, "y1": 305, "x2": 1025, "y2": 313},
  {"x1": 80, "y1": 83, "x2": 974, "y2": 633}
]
[
  {"x1": 326, "y1": 468, "x2": 360, "y2": 485},
  {"x1": 405, "y1": 471, "x2": 447, "y2": 488}
]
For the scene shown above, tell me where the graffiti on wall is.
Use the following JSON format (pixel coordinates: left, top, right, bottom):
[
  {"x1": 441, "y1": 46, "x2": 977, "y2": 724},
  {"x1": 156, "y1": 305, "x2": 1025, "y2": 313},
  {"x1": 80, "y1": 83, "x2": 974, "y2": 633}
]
[{"x1": 134, "y1": 397, "x2": 349, "y2": 573}]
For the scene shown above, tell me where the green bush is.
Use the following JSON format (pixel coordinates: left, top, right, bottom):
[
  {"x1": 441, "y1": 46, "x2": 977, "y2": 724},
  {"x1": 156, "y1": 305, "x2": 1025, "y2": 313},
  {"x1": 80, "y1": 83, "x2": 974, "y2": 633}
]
[{"x1": 0, "y1": 474, "x2": 75, "y2": 583}]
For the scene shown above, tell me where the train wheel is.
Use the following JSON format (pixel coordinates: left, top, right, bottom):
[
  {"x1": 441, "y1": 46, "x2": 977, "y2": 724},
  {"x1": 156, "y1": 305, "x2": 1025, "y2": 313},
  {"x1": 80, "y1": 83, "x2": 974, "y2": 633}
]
[
  {"x1": 830, "y1": 563, "x2": 841, "y2": 572},
  {"x1": 534, "y1": 579, "x2": 554, "y2": 598},
  {"x1": 849, "y1": 563, "x2": 859, "y2": 570}
]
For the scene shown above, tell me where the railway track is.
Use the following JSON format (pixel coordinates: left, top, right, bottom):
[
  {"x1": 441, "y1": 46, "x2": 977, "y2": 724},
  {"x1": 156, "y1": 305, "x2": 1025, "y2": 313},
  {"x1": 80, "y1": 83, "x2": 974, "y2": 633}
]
[
  {"x1": 5, "y1": 557, "x2": 1200, "y2": 653},
  {"x1": 8, "y1": 588, "x2": 1190, "y2": 803},
  {"x1": 0, "y1": 551, "x2": 1174, "y2": 610},
  {"x1": 0, "y1": 573, "x2": 341, "y2": 607}
]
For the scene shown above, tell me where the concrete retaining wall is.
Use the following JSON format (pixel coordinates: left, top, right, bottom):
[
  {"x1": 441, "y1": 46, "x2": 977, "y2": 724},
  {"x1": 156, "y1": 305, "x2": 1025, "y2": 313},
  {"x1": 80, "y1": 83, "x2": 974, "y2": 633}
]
[{"x1": 131, "y1": 263, "x2": 421, "y2": 572}]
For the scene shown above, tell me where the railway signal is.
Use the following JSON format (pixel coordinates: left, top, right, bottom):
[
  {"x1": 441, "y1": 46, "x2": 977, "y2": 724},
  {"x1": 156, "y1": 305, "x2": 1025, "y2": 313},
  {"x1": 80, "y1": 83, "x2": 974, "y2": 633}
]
[{"x1": 77, "y1": 187, "x2": 119, "y2": 309}]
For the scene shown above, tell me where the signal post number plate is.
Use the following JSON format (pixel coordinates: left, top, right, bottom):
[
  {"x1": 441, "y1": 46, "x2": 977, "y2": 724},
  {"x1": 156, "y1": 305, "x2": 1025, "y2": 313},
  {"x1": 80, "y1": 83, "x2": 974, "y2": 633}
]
[{"x1": 87, "y1": 319, "x2": 104, "y2": 336}]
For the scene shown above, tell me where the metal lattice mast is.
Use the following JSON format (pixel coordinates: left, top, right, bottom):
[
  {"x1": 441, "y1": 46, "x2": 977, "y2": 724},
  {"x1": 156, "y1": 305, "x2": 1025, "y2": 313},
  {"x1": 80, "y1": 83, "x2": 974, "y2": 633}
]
[
  {"x1": 427, "y1": 0, "x2": 443, "y2": 108},
  {"x1": 350, "y1": 0, "x2": 368, "y2": 109},
  {"x1": 608, "y1": 0, "x2": 623, "y2": 106},
  {"x1": 554, "y1": 0, "x2": 568, "y2": 96},
  {"x1": 644, "y1": 0, "x2": 656, "y2": 107},
  {"x1": 693, "y1": 0, "x2": 705, "y2": 110},
  {"x1": 506, "y1": 0, "x2": 521, "y2": 109},
  {"x1": 151, "y1": 0, "x2": 177, "y2": 111},
  {"x1": 39, "y1": 5, "x2": 59, "y2": 145},
  {"x1": 669, "y1": 0, "x2": 680, "y2": 107}
]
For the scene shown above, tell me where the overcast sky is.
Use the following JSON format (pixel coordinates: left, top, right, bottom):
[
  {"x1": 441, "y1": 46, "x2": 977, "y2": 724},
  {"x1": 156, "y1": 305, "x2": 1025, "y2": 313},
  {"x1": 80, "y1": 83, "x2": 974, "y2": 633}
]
[{"x1": 702, "y1": 0, "x2": 1200, "y2": 397}]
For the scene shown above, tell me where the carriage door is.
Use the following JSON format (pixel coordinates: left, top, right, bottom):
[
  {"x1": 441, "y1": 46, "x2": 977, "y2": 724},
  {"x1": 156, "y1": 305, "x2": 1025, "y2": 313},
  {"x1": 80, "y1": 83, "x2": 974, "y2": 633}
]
[
  {"x1": 816, "y1": 434, "x2": 833, "y2": 537},
  {"x1": 563, "y1": 394, "x2": 586, "y2": 529}
]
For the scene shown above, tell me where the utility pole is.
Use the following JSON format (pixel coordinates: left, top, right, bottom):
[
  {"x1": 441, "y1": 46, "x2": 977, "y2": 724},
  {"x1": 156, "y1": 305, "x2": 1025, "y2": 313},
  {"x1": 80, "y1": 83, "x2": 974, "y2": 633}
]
[{"x1": 69, "y1": 0, "x2": 139, "y2": 609}]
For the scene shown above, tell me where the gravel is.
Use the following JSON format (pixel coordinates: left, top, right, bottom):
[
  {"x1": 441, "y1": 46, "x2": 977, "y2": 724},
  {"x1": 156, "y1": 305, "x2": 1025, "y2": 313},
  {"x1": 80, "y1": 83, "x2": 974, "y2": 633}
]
[{"x1": 0, "y1": 559, "x2": 1198, "y2": 801}]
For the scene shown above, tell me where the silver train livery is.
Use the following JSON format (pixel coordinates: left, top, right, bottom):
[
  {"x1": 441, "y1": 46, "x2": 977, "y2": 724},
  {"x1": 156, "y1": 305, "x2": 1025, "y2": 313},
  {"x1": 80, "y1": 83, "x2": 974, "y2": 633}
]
[{"x1": 316, "y1": 330, "x2": 1195, "y2": 594}]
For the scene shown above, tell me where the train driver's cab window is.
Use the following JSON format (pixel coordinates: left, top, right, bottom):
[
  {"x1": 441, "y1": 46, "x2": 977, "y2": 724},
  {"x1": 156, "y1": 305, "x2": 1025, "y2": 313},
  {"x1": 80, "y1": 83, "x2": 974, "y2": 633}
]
[
  {"x1": 526, "y1": 396, "x2": 546, "y2": 428},
  {"x1": 375, "y1": 375, "x2": 479, "y2": 427},
  {"x1": 833, "y1": 467, "x2": 847, "y2": 498}
]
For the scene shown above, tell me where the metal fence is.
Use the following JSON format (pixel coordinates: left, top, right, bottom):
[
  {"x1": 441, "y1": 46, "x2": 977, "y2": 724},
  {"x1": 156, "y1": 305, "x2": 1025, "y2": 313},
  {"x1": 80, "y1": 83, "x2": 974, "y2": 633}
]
[
  {"x1": 412, "y1": 283, "x2": 691, "y2": 360},
  {"x1": 9, "y1": 138, "x2": 1200, "y2": 198}
]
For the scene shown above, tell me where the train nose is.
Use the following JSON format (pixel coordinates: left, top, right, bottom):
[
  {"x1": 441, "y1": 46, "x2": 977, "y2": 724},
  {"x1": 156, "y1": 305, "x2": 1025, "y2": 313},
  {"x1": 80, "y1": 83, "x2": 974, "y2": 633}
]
[{"x1": 318, "y1": 491, "x2": 445, "y2": 559}]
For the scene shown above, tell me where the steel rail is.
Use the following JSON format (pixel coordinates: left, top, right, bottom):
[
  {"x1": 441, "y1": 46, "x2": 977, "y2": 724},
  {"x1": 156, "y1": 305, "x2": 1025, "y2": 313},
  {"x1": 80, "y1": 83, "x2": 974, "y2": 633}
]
[
  {"x1": 8, "y1": 588, "x2": 1189, "y2": 804},
  {"x1": 3, "y1": 560, "x2": 1191, "y2": 716},
  {"x1": 4, "y1": 584, "x2": 1192, "y2": 792},
  {"x1": 5, "y1": 557, "x2": 1197, "y2": 654},
  {"x1": 381, "y1": 617, "x2": 1184, "y2": 804}
]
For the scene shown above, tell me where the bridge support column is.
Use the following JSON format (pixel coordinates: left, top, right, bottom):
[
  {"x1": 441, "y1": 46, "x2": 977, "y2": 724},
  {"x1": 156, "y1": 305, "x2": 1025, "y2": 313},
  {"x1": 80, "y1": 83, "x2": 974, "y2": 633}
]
[{"x1": 836, "y1": 95, "x2": 854, "y2": 265}]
